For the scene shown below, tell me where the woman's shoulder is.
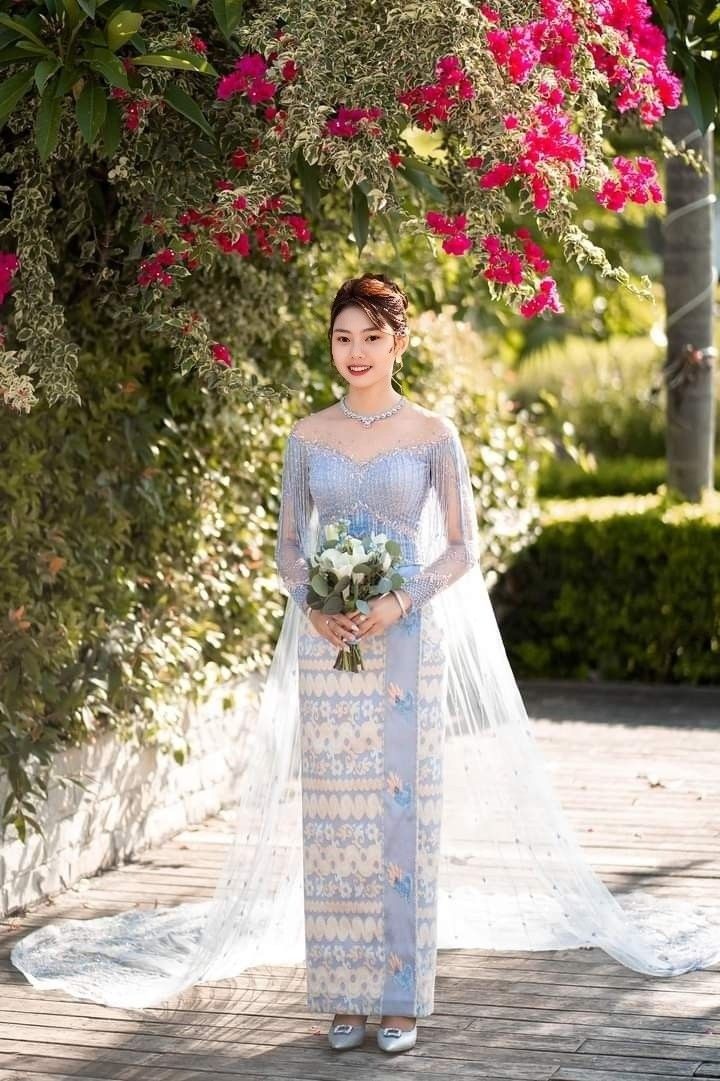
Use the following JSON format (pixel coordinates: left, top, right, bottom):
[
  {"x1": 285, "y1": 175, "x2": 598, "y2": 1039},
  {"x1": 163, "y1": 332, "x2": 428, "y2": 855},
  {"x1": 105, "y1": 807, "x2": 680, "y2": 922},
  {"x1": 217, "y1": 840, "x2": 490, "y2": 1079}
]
[
  {"x1": 290, "y1": 405, "x2": 338, "y2": 441},
  {"x1": 408, "y1": 405, "x2": 458, "y2": 441},
  {"x1": 420, "y1": 406, "x2": 456, "y2": 427}
]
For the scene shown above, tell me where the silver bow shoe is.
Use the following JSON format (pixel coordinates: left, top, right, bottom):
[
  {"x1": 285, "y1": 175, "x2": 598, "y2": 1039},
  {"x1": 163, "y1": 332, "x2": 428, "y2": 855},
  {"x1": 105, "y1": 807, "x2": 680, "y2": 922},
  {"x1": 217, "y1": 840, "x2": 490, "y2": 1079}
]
[
  {"x1": 327, "y1": 1020, "x2": 367, "y2": 1050},
  {"x1": 377, "y1": 1022, "x2": 417, "y2": 1053}
]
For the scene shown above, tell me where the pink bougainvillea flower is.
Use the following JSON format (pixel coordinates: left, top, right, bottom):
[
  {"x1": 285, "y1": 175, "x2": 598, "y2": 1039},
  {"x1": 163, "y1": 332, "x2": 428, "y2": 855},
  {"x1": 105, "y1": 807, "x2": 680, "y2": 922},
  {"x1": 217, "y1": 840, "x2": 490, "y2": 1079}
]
[
  {"x1": 325, "y1": 105, "x2": 384, "y2": 138},
  {"x1": 108, "y1": 88, "x2": 152, "y2": 132},
  {"x1": 217, "y1": 52, "x2": 278, "y2": 104},
  {"x1": 443, "y1": 234, "x2": 473, "y2": 255},
  {"x1": 137, "y1": 248, "x2": 178, "y2": 288},
  {"x1": 588, "y1": 0, "x2": 681, "y2": 123},
  {"x1": 189, "y1": 36, "x2": 207, "y2": 54},
  {"x1": 283, "y1": 213, "x2": 313, "y2": 244},
  {"x1": 212, "y1": 231, "x2": 252, "y2": 257},
  {"x1": 388, "y1": 150, "x2": 404, "y2": 168},
  {"x1": 519, "y1": 276, "x2": 564, "y2": 317},
  {"x1": 0, "y1": 252, "x2": 20, "y2": 304},
  {"x1": 230, "y1": 148, "x2": 249, "y2": 170},
  {"x1": 211, "y1": 343, "x2": 233, "y2": 367},
  {"x1": 425, "y1": 211, "x2": 472, "y2": 256},
  {"x1": 596, "y1": 154, "x2": 662, "y2": 211},
  {"x1": 136, "y1": 247, "x2": 198, "y2": 287},
  {"x1": 515, "y1": 228, "x2": 551, "y2": 272},
  {"x1": 281, "y1": 59, "x2": 299, "y2": 81},
  {"x1": 397, "y1": 53, "x2": 475, "y2": 130},
  {"x1": 485, "y1": 0, "x2": 680, "y2": 128},
  {"x1": 479, "y1": 162, "x2": 516, "y2": 188},
  {"x1": 481, "y1": 235, "x2": 524, "y2": 284},
  {"x1": 425, "y1": 210, "x2": 467, "y2": 235},
  {"x1": 479, "y1": 97, "x2": 585, "y2": 212},
  {"x1": 530, "y1": 174, "x2": 551, "y2": 211}
]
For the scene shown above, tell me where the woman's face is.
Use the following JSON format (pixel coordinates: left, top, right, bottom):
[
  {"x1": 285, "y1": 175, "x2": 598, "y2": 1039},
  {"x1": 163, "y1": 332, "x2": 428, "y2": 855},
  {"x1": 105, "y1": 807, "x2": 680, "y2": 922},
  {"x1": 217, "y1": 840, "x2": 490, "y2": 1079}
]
[{"x1": 330, "y1": 304, "x2": 406, "y2": 389}]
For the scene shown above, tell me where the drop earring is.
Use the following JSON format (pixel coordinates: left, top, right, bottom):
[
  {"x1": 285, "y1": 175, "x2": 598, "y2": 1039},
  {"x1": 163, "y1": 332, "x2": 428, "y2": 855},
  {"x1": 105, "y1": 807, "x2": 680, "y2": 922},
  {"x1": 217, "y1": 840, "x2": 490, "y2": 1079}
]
[{"x1": 391, "y1": 351, "x2": 405, "y2": 388}]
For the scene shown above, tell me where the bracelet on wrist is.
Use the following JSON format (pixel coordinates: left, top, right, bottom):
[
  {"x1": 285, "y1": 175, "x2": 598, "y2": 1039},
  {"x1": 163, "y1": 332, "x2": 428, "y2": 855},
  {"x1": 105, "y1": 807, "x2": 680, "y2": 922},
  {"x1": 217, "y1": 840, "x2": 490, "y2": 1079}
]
[{"x1": 390, "y1": 589, "x2": 408, "y2": 619}]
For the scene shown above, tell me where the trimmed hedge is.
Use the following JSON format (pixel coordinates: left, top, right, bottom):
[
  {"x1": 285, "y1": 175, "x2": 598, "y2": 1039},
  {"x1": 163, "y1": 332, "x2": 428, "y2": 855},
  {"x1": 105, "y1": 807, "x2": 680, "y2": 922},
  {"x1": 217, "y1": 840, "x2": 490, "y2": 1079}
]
[
  {"x1": 493, "y1": 494, "x2": 720, "y2": 683},
  {"x1": 539, "y1": 454, "x2": 720, "y2": 499}
]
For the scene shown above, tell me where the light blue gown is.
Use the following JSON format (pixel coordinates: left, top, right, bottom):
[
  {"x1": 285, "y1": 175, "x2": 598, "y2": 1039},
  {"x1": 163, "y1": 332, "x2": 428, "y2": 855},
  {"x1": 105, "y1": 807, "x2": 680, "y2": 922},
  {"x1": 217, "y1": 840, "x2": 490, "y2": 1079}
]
[{"x1": 276, "y1": 425, "x2": 476, "y2": 1017}]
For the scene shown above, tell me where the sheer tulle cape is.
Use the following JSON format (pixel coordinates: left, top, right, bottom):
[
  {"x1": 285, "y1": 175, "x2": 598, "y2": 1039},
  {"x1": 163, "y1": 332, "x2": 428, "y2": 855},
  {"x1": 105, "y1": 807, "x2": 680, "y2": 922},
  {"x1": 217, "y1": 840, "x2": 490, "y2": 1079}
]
[{"x1": 10, "y1": 425, "x2": 720, "y2": 1014}]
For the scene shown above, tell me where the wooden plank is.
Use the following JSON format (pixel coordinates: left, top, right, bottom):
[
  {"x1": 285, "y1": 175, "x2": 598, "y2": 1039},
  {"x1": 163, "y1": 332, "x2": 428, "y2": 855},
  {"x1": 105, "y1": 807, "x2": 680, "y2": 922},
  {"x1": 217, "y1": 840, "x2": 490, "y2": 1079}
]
[{"x1": 0, "y1": 692, "x2": 717, "y2": 1081}]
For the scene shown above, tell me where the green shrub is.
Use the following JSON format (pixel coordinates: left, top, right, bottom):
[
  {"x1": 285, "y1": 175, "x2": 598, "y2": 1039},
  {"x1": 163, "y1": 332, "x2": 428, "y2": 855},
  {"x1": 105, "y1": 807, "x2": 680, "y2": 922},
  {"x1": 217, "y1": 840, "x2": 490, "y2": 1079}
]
[
  {"x1": 0, "y1": 336, "x2": 311, "y2": 839},
  {"x1": 511, "y1": 334, "x2": 720, "y2": 460},
  {"x1": 493, "y1": 493, "x2": 720, "y2": 683},
  {"x1": 538, "y1": 454, "x2": 720, "y2": 498}
]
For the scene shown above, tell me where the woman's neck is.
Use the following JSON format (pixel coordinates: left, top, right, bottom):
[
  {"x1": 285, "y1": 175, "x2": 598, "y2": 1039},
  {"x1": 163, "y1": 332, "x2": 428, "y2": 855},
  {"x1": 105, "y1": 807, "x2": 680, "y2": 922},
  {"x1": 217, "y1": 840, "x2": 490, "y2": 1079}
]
[{"x1": 343, "y1": 386, "x2": 403, "y2": 414}]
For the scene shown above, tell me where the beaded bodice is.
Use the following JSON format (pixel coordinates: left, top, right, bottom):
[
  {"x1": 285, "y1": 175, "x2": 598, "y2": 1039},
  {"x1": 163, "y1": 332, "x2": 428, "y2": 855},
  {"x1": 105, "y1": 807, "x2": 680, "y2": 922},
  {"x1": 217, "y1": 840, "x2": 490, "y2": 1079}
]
[
  {"x1": 275, "y1": 420, "x2": 479, "y2": 612},
  {"x1": 304, "y1": 435, "x2": 449, "y2": 562}
]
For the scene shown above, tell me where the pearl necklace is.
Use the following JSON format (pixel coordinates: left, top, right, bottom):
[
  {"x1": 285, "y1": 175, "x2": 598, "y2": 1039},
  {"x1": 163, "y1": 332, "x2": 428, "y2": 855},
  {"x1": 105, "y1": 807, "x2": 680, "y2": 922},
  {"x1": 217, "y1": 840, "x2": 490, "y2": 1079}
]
[{"x1": 340, "y1": 393, "x2": 405, "y2": 427}]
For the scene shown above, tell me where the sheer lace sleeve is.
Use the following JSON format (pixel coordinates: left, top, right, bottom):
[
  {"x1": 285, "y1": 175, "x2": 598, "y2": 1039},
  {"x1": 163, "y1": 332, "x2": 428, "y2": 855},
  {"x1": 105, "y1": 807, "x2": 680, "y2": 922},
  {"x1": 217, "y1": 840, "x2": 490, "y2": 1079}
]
[
  {"x1": 403, "y1": 421, "x2": 479, "y2": 612},
  {"x1": 275, "y1": 428, "x2": 313, "y2": 610}
]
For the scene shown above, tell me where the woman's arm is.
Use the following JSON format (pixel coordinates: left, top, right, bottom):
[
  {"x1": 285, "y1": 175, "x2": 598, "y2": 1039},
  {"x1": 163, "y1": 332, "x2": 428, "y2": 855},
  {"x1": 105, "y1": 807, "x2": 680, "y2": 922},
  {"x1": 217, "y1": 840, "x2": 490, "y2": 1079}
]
[{"x1": 401, "y1": 420, "x2": 479, "y2": 612}]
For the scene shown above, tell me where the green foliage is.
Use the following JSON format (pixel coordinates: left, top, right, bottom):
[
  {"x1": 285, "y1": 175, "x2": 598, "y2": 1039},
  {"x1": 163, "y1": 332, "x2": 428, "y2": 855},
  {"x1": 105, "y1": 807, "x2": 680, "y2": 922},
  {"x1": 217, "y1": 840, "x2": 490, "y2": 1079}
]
[
  {"x1": 0, "y1": 7, "x2": 217, "y2": 161},
  {"x1": 494, "y1": 493, "x2": 720, "y2": 683},
  {"x1": 512, "y1": 334, "x2": 675, "y2": 458},
  {"x1": 0, "y1": 334, "x2": 311, "y2": 840},
  {"x1": 651, "y1": 1, "x2": 720, "y2": 131},
  {"x1": 539, "y1": 453, "x2": 720, "y2": 498}
]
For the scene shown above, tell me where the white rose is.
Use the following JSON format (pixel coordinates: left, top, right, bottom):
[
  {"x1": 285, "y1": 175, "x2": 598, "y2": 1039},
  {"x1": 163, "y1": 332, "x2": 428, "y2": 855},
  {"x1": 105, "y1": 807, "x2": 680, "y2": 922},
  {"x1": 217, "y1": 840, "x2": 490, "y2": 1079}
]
[
  {"x1": 321, "y1": 549, "x2": 355, "y2": 576},
  {"x1": 324, "y1": 523, "x2": 339, "y2": 542},
  {"x1": 349, "y1": 537, "x2": 366, "y2": 560}
]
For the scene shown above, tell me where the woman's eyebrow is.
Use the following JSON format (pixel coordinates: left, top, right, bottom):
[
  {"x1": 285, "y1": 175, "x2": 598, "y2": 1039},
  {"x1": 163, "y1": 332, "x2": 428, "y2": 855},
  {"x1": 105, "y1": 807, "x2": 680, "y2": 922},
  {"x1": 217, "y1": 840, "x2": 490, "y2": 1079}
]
[{"x1": 333, "y1": 326, "x2": 380, "y2": 333}]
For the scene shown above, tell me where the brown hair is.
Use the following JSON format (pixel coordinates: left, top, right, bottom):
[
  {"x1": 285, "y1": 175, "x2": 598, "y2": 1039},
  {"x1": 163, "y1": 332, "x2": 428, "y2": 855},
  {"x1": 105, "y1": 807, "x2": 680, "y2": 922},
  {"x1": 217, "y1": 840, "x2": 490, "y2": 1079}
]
[{"x1": 328, "y1": 273, "x2": 409, "y2": 347}]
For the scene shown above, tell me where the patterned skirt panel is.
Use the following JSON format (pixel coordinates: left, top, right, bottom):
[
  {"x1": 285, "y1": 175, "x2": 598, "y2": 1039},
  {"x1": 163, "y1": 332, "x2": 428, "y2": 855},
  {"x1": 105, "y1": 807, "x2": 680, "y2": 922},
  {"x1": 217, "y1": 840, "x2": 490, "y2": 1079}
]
[{"x1": 298, "y1": 593, "x2": 448, "y2": 1017}]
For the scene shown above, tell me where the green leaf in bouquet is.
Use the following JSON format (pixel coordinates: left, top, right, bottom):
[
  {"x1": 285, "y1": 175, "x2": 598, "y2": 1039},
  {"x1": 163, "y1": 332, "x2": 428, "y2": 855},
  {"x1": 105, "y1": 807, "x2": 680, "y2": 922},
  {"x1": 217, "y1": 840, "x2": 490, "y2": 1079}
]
[
  {"x1": 310, "y1": 573, "x2": 329, "y2": 597},
  {"x1": 323, "y1": 594, "x2": 344, "y2": 614},
  {"x1": 332, "y1": 574, "x2": 351, "y2": 594},
  {"x1": 390, "y1": 573, "x2": 406, "y2": 588},
  {"x1": 351, "y1": 562, "x2": 372, "y2": 575},
  {"x1": 384, "y1": 539, "x2": 402, "y2": 557},
  {"x1": 355, "y1": 598, "x2": 371, "y2": 614},
  {"x1": 377, "y1": 576, "x2": 392, "y2": 592}
]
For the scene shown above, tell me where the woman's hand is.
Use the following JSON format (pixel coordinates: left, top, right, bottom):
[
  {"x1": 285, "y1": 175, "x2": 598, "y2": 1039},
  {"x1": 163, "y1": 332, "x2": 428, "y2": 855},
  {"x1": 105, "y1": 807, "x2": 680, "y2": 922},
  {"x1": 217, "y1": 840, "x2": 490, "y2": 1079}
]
[
  {"x1": 348, "y1": 589, "x2": 412, "y2": 641},
  {"x1": 308, "y1": 608, "x2": 363, "y2": 650}
]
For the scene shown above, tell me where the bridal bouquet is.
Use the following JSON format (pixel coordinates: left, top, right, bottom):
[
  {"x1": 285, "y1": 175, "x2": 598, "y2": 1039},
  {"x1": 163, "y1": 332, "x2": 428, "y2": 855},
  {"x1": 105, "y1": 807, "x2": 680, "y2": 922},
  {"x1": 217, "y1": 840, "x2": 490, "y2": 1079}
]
[{"x1": 305, "y1": 519, "x2": 407, "y2": 673}]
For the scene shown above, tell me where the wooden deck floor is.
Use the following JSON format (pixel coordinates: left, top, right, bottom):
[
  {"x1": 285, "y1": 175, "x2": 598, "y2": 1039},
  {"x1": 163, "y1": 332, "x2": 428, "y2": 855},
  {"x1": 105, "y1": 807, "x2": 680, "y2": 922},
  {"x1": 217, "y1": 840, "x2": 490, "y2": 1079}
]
[{"x1": 1, "y1": 679, "x2": 719, "y2": 1081}]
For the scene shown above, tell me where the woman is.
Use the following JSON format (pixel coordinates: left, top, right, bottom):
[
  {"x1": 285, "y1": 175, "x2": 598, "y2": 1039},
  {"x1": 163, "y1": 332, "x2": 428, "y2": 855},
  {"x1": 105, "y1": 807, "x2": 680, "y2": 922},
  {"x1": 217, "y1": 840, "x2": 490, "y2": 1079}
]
[
  {"x1": 277, "y1": 271, "x2": 476, "y2": 1052},
  {"x1": 10, "y1": 273, "x2": 720, "y2": 1053}
]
